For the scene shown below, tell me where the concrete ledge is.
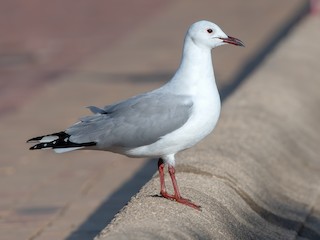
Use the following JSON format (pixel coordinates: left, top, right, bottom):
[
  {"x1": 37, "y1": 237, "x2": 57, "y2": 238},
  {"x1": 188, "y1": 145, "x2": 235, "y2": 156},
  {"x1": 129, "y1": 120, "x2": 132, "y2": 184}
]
[{"x1": 95, "y1": 16, "x2": 320, "y2": 240}]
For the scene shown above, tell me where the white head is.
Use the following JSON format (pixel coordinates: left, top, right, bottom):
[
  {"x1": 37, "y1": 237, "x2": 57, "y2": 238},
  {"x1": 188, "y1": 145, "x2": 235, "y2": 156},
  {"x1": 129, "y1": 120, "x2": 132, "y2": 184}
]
[{"x1": 186, "y1": 20, "x2": 244, "y2": 49}]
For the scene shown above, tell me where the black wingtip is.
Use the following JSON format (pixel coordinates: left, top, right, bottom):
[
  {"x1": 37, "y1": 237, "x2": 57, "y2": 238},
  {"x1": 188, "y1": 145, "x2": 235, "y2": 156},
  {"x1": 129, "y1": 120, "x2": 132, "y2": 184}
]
[
  {"x1": 27, "y1": 131, "x2": 97, "y2": 151},
  {"x1": 29, "y1": 145, "x2": 38, "y2": 150},
  {"x1": 29, "y1": 142, "x2": 54, "y2": 150},
  {"x1": 26, "y1": 132, "x2": 63, "y2": 143},
  {"x1": 27, "y1": 136, "x2": 43, "y2": 143},
  {"x1": 28, "y1": 142, "x2": 52, "y2": 150}
]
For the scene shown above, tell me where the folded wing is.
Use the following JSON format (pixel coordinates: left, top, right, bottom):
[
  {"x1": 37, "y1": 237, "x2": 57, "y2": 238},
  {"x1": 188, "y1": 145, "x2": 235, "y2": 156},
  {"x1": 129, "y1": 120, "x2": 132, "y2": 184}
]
[{"x1": 67, "y1": 92, "x2": 193, "y2": 150}]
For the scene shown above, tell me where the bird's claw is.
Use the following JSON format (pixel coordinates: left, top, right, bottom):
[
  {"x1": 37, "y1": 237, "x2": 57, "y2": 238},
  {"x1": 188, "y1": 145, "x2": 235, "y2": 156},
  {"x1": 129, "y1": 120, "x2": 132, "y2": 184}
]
[{"x1": 160, "y1": 191, "x2": 201, "y2": 210}]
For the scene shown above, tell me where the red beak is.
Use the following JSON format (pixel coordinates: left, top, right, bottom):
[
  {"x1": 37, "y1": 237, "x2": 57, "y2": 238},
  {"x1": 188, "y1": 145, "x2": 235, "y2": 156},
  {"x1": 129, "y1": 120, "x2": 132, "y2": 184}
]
[{"x1": 220, "y1": 36, "x2": 245, "y2": 47}]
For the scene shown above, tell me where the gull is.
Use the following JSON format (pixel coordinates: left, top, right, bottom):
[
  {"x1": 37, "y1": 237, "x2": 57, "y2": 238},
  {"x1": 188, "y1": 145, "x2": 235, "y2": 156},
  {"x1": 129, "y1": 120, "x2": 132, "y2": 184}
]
[{"x1": 27, "y1": 20, "x2": 244, "y2": 210}]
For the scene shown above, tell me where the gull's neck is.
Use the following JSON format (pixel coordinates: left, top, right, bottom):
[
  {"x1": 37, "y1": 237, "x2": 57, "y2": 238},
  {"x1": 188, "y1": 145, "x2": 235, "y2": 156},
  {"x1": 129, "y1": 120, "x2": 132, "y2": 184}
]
[{"x1": 167, "y1": 35, "x2": 217, "y2": 95}]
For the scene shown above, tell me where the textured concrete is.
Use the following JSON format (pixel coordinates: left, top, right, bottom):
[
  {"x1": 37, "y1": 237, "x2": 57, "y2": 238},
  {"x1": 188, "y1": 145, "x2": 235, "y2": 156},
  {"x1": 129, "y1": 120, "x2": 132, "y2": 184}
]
[{"x1": 95, "y1": 15, "x2": 320, "y2": 240}]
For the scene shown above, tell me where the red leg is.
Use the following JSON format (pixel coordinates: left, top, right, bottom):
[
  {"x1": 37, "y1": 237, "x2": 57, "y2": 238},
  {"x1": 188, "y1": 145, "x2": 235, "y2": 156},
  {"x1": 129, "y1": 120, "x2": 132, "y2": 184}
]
[
  {"x1": 168, "y1": 165, "x2": 201, "y2": 210},
  {"x1": 158, "y1": 158, "x2": 175, "y2": 199},
  {"x1": 157, "y1": 158, "x2": 201, "y2": 210}
]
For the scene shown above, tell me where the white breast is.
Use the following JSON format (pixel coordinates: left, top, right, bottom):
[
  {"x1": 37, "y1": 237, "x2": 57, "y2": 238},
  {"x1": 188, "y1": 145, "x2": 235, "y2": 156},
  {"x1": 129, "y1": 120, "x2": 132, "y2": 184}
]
[{"x1": 126, "y1": 87, "x2": 221, "y2": 158}]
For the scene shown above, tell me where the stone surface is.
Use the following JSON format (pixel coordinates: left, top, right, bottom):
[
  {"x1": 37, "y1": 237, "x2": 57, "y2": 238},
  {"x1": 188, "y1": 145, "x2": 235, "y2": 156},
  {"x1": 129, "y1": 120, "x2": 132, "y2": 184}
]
[{"x1": 96, "y1": 15, "x2": 320, "y2": 240}]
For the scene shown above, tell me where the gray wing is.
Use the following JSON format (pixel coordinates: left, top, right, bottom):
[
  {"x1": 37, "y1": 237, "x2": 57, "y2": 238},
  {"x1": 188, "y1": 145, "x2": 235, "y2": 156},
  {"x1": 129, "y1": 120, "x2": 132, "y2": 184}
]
[{"x1": 66, "y1": 92, "x2": 193, "y2": 149}]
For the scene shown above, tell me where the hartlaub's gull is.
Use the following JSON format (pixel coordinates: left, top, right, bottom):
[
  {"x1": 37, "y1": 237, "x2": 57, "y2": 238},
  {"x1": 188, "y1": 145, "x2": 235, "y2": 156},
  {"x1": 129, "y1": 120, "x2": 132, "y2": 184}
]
[{"x1": 27, "y1": 20, "x2": 244, "y2": 210}]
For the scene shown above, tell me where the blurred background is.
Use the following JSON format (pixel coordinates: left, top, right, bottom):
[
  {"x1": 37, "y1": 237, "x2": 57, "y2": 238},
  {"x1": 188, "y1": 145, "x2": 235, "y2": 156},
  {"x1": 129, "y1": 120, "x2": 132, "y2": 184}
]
[{"x1": 0, "y1": 0, "x2": 310, "y2": 239}]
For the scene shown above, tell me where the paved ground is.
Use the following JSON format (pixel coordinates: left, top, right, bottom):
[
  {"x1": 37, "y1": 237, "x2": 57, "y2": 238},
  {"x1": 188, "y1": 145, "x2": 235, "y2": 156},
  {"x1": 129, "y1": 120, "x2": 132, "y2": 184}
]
[
  {"x1": 0, "y1": 0, "x2": 309, "y2": 239},
  {"x1": 0, "y1": 0, "x2": 170, "y2": 116}
]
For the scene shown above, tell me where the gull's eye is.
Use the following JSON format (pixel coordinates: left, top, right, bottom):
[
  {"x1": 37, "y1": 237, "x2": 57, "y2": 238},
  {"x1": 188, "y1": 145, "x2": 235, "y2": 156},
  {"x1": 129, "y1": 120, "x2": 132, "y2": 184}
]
[{"x1": 207, "y1": 29, "x2": 213, "y2": 34}]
